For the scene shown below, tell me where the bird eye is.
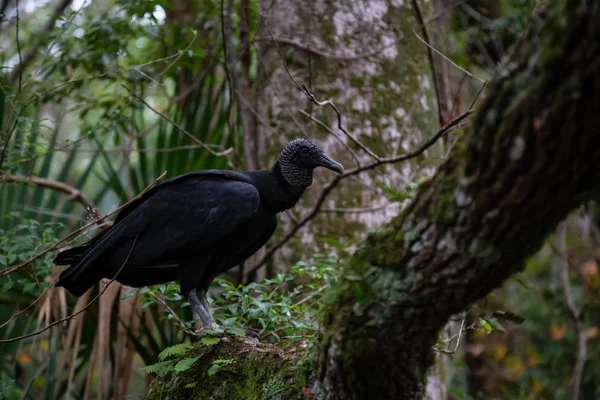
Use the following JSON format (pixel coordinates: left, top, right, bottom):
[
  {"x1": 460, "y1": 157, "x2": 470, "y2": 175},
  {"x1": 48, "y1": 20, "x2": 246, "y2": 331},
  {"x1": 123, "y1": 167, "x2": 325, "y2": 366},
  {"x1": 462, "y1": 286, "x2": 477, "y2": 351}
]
[{"x1": 301, "y1": 147, "x2": 310, "y2": 155}]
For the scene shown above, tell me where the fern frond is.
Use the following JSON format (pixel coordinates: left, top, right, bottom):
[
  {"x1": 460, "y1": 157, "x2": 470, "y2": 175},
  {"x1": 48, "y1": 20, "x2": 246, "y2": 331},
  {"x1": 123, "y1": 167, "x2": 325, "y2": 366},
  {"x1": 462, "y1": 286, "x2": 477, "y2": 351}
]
[
  {"x1": 158, "y1": 343, "x2": 193, "y2": 361},
  {"x1": 174, "y1": 356, "x2": 200, "y2": 372},
  {"x1": 142, "y1": 360, "x2": 175, "y2": 375}
]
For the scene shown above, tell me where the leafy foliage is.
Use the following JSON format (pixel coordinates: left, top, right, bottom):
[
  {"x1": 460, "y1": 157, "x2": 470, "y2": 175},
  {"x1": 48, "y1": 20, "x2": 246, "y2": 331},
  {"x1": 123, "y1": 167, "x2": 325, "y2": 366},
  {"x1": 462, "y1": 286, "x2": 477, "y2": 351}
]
[
  {"x1": 174, "y1": 356, "x2": 201, "y2": 373},
  {"x1": 157, "y1": 343, "x2": 193, "y2": 361},
  {"x1": 213, "y1": 256, "x2": 341, "y2": 343},
  {"x1": 141, "y1": 360, "x2": 176, "y2": 376}
]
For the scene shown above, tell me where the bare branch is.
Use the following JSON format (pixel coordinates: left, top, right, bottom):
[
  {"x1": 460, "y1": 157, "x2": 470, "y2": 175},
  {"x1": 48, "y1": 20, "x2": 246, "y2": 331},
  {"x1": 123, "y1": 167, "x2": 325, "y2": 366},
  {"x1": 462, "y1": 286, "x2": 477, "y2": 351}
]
[
  {"x1": 299, "y1": 109, "x2": 361, "y2": 167},
  {"x1": 259, "y1": 13, "x2": 380, "y2": 162},
  {"x1": 121, "y1": 85, "x2": 234, "y2": 158},
  {"x1": 424, "y1": 0, "x2": 466, "y2": 24},
  {"x1": 411, "y1": 0, "x2": 443, "y2": 126},
  {"x1": 15, "y1": 0, "x2": 23, "y2": 91},
  {"x1": 317, "y1": 202, "x2": 392, "y2": 214},
  {"x1": 247, "y1": 109, "x2": 472, "y2": 275},
  {"x1": 0, "y1": 275, "x2": 60, "y2": 330},
  {"x1": 414, "y1": 31, "x2": 486, "y2": 83},
  {"x1": 1, "y1": 174, "x2": 99, "y2": 219},
  {"x1": 222, "y1": 0, "x2": 258, "y2": 169},
  {"x1": 557, "y1": 224, "x2": 587, "y2": 400},
  {"x1": 0, "y1": 236, "x2": 139, "y2": 343},
  {"x1": 255, "y1": 36, "x2": 396, "y2": 61}
]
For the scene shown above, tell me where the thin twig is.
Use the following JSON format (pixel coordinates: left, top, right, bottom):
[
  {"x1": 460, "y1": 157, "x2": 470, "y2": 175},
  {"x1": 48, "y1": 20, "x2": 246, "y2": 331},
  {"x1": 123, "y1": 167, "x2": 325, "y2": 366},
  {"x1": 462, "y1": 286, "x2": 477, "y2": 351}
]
[
  {"x1": 19, "y1": 59, "x2": 215, "y2": 165},
  {"x1": 222, "y1": 0, "x2": 257, "y2": 169},
  {"x1": 15, "y1": 0, "x2": 22, "y2": 91},
  {"x1": 259, "y1": 13, "x2": 380, "y2": 162},
  {"x1": 154, "y1": 30, "x2": 198, "y2": 81},
  {"x1": 433, "y1": 311, "x2": 467, "y2": 355},
  {"x1": 0, "y1": 97, "x2": 37, "y2": 171},
  {"x1": 299, "y1": 110, "x2": 361, "y2": 167},
  {"x1": 414, "y1": 31, "x2": 486, "y2": 83},
  {"x1": 0, "y1": 275, "x2": 60, "y2": 330},
  {"x1": 318, "y1": 203, "x2": 392, "y2": 214},
  {"x1": 411, "y1": 0, "x2": 443, "y2": 126},
  {"x1": 255, "y1": 36, "x2": 395, "y2": 61},
  {"x1": 247, "y1": 110, "x2": 472, "y2": 274},
  {"x1": 0, "y1": 171, "x2": 166, "y2": 279},
  {"x1": 557, "y1": 224, "x2": 587, "y2": 400},
  {"x1": 424, "y1": 0, "x2": 466, "y2": 24},
  {"x1": 460, "y1": 3, "x2": 494, "y2": 25},
  {"x1": 45, "y1": 32, "x2": 198, "y2": 95},
  {"x1": 121, "y1": 85, "x2": 233, "y2": 158},
  {"x1": 1, "y1": 174, "x2": 98, "y2": 219},
  {"x1": 0, "y1": 236, "x2": 139, "y2": 343},
  {"x1": 7, "y1": 0, "x2": 72, "y2": 85}
]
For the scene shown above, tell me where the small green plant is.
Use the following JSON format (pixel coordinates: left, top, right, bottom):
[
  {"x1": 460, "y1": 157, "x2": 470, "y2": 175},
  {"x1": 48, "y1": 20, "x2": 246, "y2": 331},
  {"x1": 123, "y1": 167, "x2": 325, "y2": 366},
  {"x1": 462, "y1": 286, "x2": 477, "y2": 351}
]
[
  {"x1": 0, "y1": 218, "x2": 63, "y2": 296},
  {"x1": 207, "y1": 358, "x2": 236, "y2": 376},
  {"x1": 134, "y1": 255, "x2": 341, "y2": 345},
  {"x1": 213, "y1": 255, "x2": 341, "y2": 343},
  {"x1": 142, "y1": 343, "x2": 196, "y2": 376},
  {"x1": 138, "y1": 255, "x2": 341, "y2": 381}
]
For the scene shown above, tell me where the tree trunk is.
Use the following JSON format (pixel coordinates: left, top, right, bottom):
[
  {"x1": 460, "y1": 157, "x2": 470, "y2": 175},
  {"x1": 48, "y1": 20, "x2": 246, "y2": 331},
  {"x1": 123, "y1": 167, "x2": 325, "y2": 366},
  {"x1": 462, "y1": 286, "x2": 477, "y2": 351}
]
[
  {"x1": 149, "y1": 1, "x2": 600, "y2": 399},
  {"x1": 254, "y1": 0, "x2": 439, "y2": 273}
]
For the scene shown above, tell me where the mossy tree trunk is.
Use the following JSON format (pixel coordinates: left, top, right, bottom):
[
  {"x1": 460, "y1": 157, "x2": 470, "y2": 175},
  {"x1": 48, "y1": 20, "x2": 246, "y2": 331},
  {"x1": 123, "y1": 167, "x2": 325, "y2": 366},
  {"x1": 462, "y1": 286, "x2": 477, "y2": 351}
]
[{"x1": 150, "y1": 1, "x2": 600, "y2": 399}]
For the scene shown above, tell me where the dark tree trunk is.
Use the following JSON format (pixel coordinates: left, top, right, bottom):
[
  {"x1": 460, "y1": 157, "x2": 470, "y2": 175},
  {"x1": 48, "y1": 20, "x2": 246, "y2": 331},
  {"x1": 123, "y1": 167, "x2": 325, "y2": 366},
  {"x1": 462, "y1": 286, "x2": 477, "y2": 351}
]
[{"x1": 149, "y1": 2, "x2": 600, "y2": 399}]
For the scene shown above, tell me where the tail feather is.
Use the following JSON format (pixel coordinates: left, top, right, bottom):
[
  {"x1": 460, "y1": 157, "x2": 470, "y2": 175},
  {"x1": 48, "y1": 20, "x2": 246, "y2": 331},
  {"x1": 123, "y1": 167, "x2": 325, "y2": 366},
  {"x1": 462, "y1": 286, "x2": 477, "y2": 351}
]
[
  {"x1": 55, "y1": 268, "x2": 103, "y2": 297},
  {"x1": 53, "y1": 245, "x2": 90, "y2": 265},
  {"x1": 54, "y1": 227, "x2": 113, "y2": 297}
]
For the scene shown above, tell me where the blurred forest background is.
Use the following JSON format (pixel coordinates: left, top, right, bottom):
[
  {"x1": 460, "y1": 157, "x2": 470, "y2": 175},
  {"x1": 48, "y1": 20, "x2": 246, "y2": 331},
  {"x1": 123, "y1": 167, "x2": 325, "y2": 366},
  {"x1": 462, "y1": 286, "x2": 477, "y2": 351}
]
[{"x1": 1, "y1": 0, "x2": 598, "y2": 399}]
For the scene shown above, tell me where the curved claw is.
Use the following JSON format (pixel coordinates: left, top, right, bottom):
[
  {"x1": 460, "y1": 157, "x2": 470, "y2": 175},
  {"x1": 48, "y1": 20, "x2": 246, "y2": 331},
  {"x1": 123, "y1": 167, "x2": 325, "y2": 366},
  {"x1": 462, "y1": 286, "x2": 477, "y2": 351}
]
[{"x1": 242, "y1": 328, "x2": 260, "y2": 341}]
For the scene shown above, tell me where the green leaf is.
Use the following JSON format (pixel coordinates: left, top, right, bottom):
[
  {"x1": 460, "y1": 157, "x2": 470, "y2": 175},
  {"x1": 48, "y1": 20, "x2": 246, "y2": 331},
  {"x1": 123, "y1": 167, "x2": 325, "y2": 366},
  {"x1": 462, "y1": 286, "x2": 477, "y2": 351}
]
[
  {"x1": 483, "y1": 316, "x2": 505, "y2": 332},
  {"x1": 225, "y1": 327, "x2": 246, "y2": 337},
  {"x1": 142, "y1": 360, "x2": 174, "y2": 375},
  {"x1": 157, "y1": 343, "x2": 192, "y2": 361},
  {"x1": 200, "y1": 336, "x2": 220, "y2": 346},
  {"x1": 479, "y1": 318, "x2": 493, "y2": 334},
  {"x1": 174, "y1": 357, "x2": 200, "y2": 372}
]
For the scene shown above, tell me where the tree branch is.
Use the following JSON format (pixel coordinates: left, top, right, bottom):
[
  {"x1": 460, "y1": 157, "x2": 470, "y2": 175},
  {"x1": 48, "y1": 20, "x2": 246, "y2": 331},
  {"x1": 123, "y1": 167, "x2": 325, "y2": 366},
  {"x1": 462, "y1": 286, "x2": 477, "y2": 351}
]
[
  {"x1": 222, "y1": 0, "x2": 258, "y2": 170},
  {"x1": 0, "y1": 235, "x2": 139, "y2": 343},
  {"x1": 557, "y1": 224, "x2": 587, "y2": 400},
  {"x1": 1, "y1": 174, "x2": 98, "y2": 218},
  {"x1": 247, "y1": 109, "x2": 472, "y2": 276}
]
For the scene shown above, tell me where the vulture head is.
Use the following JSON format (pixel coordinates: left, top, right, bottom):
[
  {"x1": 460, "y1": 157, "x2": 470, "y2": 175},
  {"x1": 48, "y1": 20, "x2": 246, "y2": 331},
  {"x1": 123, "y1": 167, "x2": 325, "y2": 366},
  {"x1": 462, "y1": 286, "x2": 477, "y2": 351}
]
[{"x1": 278, "y1": 138, "x2": 344, "y2": 187}]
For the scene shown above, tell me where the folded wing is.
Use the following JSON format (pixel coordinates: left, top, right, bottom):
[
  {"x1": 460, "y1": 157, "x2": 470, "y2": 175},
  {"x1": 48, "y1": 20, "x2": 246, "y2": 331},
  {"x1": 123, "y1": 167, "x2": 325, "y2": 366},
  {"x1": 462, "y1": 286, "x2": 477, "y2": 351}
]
[{"x1": 55, "y1": 174, "x2": 260, "y2": 296}]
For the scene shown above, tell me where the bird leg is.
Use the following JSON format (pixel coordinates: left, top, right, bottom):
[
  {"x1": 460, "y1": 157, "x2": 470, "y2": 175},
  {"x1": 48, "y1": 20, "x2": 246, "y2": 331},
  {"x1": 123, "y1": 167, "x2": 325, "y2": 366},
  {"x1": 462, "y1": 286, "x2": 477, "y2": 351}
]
[
  {"x1": 188, "y1": 288, "x2": 260, "y2": 340},
  {"x1": 188, "y1": 289, "x2": 219, "y2": 331}
]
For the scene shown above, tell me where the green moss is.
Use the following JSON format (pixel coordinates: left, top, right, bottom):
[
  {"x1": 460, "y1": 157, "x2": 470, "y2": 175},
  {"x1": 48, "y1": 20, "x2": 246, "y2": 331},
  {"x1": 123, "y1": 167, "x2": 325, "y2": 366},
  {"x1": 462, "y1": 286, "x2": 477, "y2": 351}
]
[{"x1": 147, "y1": 337, "x2": 308, "y2": 400}]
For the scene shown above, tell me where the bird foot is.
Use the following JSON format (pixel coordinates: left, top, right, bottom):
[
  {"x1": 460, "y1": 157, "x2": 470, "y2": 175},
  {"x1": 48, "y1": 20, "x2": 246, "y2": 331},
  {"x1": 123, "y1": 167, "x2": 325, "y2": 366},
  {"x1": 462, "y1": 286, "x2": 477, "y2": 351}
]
[{"x1": 241, "y1": 328, "x2": 260, "y2": 340}]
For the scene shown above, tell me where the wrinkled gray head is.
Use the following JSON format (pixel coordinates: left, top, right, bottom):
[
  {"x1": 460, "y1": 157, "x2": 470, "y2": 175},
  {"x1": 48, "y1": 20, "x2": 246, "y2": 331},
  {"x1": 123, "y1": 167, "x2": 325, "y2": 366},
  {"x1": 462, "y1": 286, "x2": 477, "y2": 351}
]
[{"x1": 277, "y1": 138, "x2": 344, "y2": 187}]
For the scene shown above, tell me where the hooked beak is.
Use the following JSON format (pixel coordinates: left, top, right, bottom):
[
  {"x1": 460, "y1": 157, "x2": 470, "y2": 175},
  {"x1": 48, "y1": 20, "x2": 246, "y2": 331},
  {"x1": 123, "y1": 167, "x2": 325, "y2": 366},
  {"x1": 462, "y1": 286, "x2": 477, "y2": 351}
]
[{"x1": 317, "y1": 153, "x2": 344, "y2": 175}]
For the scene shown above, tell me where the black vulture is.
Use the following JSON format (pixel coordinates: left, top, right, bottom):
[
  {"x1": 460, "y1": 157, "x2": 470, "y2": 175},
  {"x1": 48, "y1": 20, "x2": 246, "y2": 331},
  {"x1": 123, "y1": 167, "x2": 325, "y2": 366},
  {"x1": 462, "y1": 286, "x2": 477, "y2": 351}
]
[{"x1": 54, "y1": 138, "x2": 343, "y2": 335}]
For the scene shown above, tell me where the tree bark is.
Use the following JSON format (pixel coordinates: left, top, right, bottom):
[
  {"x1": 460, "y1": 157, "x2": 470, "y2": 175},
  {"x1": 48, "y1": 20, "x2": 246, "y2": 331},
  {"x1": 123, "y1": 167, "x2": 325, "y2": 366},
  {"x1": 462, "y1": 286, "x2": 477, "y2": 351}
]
[
  {"x1": 254, "y1": 0, "x2": 439, "y2": 273},
  {"x1": 150, "y1": 1, "x2": 600, "y2": 399}
]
